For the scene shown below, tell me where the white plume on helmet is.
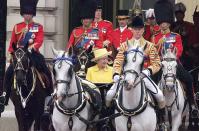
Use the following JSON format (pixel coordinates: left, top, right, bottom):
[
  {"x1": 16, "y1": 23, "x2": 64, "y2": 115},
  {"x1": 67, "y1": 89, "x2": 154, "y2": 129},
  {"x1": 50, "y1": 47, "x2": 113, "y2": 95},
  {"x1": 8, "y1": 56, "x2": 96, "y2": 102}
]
[{"x1": 145, "y1": 8, "x2": 155, "y2": 18}]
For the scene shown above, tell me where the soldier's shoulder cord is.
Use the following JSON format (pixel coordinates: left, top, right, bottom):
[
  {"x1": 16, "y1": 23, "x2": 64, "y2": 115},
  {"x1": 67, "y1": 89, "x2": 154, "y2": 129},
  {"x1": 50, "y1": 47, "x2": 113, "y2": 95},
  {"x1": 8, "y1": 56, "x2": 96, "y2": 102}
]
[{"x1": 14, "y1": 22, "x2": 24, "y2": 35}]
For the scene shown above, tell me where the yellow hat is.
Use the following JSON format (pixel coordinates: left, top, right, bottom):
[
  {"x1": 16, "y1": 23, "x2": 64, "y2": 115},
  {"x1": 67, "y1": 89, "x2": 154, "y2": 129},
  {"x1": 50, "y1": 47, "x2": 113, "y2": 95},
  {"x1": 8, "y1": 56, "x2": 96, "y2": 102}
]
[{"x1": 91, "y1": 48, "x2": 112, "y2": 61}]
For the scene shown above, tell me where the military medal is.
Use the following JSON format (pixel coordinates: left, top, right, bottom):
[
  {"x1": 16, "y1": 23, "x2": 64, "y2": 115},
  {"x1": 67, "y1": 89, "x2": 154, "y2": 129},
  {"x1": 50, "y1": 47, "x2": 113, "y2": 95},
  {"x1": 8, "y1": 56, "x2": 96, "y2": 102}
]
[{"x1": 102, "y1": 28, "x2": 107, "y2": 33}]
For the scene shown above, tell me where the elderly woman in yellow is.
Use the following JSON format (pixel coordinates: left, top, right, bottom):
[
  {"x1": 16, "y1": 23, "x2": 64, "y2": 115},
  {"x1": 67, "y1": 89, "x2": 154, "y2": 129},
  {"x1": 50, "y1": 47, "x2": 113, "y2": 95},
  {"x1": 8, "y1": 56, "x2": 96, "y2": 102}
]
[{"x1": 86, "y1": 48, "x2": 113, "y2": 83}]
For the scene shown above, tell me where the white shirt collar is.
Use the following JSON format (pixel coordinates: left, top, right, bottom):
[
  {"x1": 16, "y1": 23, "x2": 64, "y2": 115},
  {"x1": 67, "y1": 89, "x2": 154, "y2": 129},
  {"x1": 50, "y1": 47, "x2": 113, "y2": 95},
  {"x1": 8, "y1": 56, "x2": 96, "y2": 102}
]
[
  {"x1": 120, "y1": 25, "x2": 127, "y2": 32},
  {"x1": 134, "y1": 38, "x2": 141, "y2": 46}
]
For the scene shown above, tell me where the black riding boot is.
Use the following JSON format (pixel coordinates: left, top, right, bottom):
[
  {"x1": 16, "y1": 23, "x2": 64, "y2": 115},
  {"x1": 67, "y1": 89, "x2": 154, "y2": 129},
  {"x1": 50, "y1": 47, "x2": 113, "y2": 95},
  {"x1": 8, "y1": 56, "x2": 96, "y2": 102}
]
[
  {"x1": 0, "y1": 93, "x2": 6, "y2": 113},
  {"x1": 177, "y1": 62, "x2": 198, "y2": 118},
  {"x1": 42, "y1": 95, "x2": 53, "y2": 118},
  {"x1": 187, "y1": 87, "x2": 199, "y2": 118},
  {"x1": 0, "y1": 65, "x2": 14, "y2": 113}
]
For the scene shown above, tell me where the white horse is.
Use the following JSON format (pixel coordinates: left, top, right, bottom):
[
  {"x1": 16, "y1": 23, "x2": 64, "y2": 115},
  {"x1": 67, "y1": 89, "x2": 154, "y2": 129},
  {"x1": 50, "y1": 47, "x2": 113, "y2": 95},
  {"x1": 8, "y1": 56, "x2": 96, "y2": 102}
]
[
  {"x1": 114, "y1": 45, "x2": 157, "y2": 131},
  {"x1": 159, "y1": 47, "x2": 188, "y2": 131},
  {"x1": 51, "y1": 49, "x2": 92, "y2": 131}
]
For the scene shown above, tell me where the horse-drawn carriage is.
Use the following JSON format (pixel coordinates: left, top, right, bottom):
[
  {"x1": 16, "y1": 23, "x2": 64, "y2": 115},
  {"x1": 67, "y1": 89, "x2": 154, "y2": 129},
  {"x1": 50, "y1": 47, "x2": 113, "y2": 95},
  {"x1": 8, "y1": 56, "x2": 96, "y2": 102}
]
[{"x1": 2, "y1": 42, "x2": 199, "y2": 131}]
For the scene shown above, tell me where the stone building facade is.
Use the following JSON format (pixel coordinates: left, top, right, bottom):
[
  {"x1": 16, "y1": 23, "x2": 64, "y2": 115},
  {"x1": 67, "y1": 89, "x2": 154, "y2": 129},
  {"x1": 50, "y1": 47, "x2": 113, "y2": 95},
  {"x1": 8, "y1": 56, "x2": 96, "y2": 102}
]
[{"x1": 6, "y1": 0, "x2": 69, "y2": 59}]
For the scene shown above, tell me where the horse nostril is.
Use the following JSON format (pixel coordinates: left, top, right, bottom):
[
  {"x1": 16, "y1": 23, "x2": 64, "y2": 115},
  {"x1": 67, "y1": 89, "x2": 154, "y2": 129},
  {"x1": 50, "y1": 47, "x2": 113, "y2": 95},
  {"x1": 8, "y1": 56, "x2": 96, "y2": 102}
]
[
  {"x1": 61, "y1": 94, "x2": 66, "y2": 98},
  {"x1": 123, "y1": 80, "x2": 128, "y2": 86}
]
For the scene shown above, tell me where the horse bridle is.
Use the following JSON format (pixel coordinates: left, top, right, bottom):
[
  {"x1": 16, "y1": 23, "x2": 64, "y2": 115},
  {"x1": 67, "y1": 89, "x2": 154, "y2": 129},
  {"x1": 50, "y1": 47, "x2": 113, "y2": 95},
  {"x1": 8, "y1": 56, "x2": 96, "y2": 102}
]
[
  {"x1": 124, "y1": 47, "x2": 145, "y2": 62},
  {"x1": 53, "y1": 55, "x2": 74, "y2": 97},
  {"x1": 162, "y1": 58, "x2": 177, "y2": 87},
  {"x1": 122, "y1": 47, "x2": 144, "y2": 88},
  {"x1": 13, "y1": 48, "x2": 30, "y2": 73},
  {"x1": 12, "y1": 48, "x2": 36, "y2": 108},
  {"x1": 123, "y1": 70, "x2": 140, "y2": 88}
]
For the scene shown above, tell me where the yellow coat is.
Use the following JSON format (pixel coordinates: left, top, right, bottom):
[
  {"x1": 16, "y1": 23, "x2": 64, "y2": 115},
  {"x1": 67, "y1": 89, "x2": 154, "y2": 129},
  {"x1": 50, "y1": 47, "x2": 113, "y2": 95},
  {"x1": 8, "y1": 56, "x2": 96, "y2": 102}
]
[
  {"x1": 86, "y1": 65, "x2": 113, "y2": 83},
  {"x1": 113, "y1": 37, "x2": 161, "y2": 75}
]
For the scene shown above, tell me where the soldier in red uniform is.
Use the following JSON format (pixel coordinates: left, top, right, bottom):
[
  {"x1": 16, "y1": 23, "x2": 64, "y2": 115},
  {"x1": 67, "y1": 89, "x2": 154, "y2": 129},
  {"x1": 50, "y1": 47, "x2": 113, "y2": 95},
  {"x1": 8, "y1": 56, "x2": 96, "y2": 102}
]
[
  {"x1": 67, "y1": 0, "x2": 103, "y2": 74},
  {"x1": 144, "y1": 8, "x2": 160, "y2": 41},
  {"x1": 171, "y1": 3, "x2": 195, "y2": 70},
  {"x1": 0, "y1": 0, "x2": 53, "y2": 112},
  {"x1": 92, "y1": 1, "x2": 113, "y2": 48},
  {"x1": 154, "y1": 0, "x2": 198, "y2": 114},
  {"x1": 107, "y1": 10, "x2": 133, "y2": 58},
  {"x1": 67, "y1": 0, "x2": 103, "y2": 50}
]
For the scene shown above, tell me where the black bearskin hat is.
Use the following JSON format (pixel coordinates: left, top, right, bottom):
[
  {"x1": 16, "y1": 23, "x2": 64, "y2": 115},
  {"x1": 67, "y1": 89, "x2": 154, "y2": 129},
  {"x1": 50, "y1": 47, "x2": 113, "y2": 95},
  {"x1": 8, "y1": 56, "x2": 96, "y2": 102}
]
[
  {"x1": 117, "y1": 10, "x2": 129, "y2": 16},
  {"x1": 79, "y1": 0, "x2": 97, "y2": 19},
  {"x1": 96, "y1": 0, "x2": 103, "y2": 9},
  {"x1": 20, "y1": 0, "x2": 38, "y2": 16},
  {"x1": 131, "y1": 16, "x2": 144, "y2": 28},
  {"x1": 154, "y1": 0, "x2": 174, "y2": 25}
]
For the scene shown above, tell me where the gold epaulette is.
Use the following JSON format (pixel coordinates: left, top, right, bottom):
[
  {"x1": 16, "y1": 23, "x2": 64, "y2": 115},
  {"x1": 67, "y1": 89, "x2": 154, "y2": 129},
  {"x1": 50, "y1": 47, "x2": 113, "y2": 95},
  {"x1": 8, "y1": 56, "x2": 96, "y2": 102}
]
[
  {"x1": 14, "y1": 23, "x2": 24, "y2": 35},
  {"x1": 73, "y1": 27, "x2": 83, "y2": 38}
]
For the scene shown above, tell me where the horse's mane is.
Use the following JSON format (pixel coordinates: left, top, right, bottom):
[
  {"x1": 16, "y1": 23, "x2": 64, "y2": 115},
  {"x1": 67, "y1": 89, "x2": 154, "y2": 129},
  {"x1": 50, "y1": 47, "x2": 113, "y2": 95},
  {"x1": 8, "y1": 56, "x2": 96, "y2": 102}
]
[{"x1": 28, "y1": 50, "x2": 46, "y2": 70}]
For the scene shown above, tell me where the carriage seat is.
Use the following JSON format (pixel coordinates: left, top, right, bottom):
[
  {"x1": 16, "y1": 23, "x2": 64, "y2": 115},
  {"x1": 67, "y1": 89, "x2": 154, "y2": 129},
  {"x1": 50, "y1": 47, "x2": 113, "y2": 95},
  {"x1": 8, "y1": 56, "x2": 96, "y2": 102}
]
[{"x1": 79, "y1": 78, "x2": 102, "y2": 113}]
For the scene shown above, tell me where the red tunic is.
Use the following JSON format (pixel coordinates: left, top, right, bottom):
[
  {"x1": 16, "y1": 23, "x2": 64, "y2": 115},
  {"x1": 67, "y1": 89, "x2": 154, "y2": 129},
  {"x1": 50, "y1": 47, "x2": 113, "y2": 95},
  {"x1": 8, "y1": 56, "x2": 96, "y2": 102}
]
[
  {"x1": 92, "y1": 19, "x2": 113, "y2": 42},
  {"x1": 108, "y1": 27, "x2": 133, "y2": 49},
  {"x1": 152, "y1": 31, "x2": 183, "y2": 59},
  {"x1": 8, "y1": 22, "x2": 43, "y2": 53},
  {"x1": 67, "y1": 26, "x2": 103, "y2": 49},
  {"x1": 144, "y1": 24, "x2": 160, "y2": 41}
]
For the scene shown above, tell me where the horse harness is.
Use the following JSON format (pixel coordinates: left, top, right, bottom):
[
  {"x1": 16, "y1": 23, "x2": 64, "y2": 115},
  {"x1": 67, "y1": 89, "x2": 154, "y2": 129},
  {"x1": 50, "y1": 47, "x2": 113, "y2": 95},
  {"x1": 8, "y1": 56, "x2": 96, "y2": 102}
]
[
  {"x1": 160, "y1": 57, "x2": 185, "y2": 130},
  {"x1": 112, "y1": 47, "x2": 154, "y2": 131},
  {"x1": 112, "y1": 70, "x2": 154, "y2": 131},
  {"x1": 53, "y1": 55, "x2": 92, "y2": 129},
  {"x1": 54, "y1": 77, "x2": 89, "y2": 129},
  {"x1": 13, "y1": 48, "x2": 46, "y2": 108}
]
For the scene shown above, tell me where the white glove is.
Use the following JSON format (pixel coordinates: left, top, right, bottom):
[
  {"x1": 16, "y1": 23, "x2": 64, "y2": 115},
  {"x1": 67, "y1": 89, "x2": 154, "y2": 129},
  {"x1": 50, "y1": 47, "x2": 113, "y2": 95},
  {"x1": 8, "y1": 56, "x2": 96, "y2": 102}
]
[
  {"x1": 141, "y1": 69, "x2": 151, "y2": 77},
  {"x1": 85, "y1": 40, "x2": 94, "y2": 49},
  {"x1": 113, "y1": 75, "x2": 120, "y2": 82},
  {"x1": 89, "y1": 40, "x2": 95, "y2": 46},
  {"x1": 103, "y1": 40, "x2": 110, "y2": 47},
  {"x1": 28, "y1": 44, "x2": 35, "y2": 52}
]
